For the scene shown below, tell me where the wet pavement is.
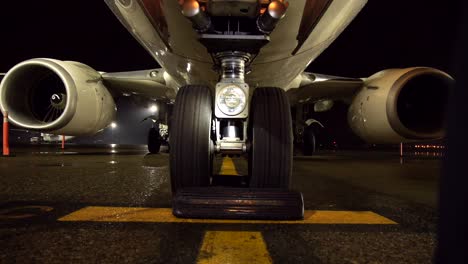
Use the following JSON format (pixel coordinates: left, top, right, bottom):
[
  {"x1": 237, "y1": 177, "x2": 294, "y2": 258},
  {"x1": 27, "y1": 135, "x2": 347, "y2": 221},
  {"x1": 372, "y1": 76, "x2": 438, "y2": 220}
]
[{"x1": 0, "y1": 145, "x2": 442, "y2": 263}]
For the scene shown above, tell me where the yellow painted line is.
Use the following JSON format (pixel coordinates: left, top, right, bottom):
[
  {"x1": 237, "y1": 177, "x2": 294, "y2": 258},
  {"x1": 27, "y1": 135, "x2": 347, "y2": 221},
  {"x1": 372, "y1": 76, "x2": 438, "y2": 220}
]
[
  {"x1": 219, "y1": 157, "x2": 239, "y2": 176},
  {"x1": 0, "y1": 206, "x2": 54, "y2": 220},
  {"x1": 197, "y1": 231, "x2": 272, "y2": 264},
  {"x1": 58, "y1": 207, "x2": 397, "y2": 224}
]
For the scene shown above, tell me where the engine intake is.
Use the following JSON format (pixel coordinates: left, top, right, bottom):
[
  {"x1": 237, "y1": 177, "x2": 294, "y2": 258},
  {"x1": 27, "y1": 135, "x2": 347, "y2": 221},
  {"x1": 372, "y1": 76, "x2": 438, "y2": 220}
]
[
  {"x1": 348, "y1": 67, "x2": 453, "y2": 143},
  {"x1": 0, "y1": 58, "x2": 116, "y2": 136}
]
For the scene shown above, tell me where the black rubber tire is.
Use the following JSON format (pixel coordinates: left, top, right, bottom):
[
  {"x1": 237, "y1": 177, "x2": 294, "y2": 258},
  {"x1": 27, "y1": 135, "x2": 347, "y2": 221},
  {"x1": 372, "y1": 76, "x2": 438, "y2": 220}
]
[
  {"x1": 170, "y1": 85, "x2": 213, "y2": 194},
  {"x1": 173, "y1": 187, "x2": 304, "y2": 220},
  {"x1": 148, "y1": 127, "x2": 161, "y2": 154},
  {"x1": 303, "y1": 126, "x2": 316, "y2": 156},
  {"x1": 248, "y1": 87, "x2": 293, "y2": 188}
]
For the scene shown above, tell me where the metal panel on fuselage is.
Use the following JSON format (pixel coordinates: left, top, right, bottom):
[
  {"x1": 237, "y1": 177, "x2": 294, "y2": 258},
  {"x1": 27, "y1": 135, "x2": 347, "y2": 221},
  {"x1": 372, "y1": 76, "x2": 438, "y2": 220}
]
[{"x1": 106, "y1": 0, "x2": 367, "y2": 90}]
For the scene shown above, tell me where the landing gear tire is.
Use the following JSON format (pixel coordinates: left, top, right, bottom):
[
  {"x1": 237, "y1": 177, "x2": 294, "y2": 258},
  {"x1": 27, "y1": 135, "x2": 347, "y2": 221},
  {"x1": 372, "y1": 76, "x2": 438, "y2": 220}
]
[
  {"x1": 169, "y1": 85, "x2": 213, "y2": 194},
  {"x1": 248, "y1": 87, "x2": 293, "y2": 188},
  {"x1": 303, "y1": 126, "x2": 316, "y2": 156},
  {"x1": 147, "y1": 127, "x2": 161, "y2": 154}
]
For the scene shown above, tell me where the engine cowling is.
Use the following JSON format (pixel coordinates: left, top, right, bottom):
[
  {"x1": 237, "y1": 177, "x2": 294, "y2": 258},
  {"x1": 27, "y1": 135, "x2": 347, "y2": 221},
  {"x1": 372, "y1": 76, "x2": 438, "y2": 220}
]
[
  {"x1": 0, "y1": 58, "x2": 116, "y2": 136},
  {"x1": 348, "y1": 67, "x2": 453, "y2": 143}
]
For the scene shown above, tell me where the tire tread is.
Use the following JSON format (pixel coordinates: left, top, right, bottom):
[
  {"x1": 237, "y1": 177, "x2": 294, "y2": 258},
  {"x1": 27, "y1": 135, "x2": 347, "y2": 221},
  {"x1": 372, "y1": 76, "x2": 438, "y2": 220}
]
[
  {"x1": 170, "y1": 85, "x2": 213, "y2": 193},
  {"x1": 249, "y1": 87, "x2": 293, "y2": 188}
]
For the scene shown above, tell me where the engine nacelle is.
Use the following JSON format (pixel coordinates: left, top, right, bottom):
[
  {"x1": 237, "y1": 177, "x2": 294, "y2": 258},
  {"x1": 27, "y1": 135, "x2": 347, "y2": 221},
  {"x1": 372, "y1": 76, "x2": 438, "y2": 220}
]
[
  {"x1": 0, "y1": 58, "x2": 116, "y2": 136},
  {"x1": 348, "y1": 67, "x2": 453, "y2": 143}
]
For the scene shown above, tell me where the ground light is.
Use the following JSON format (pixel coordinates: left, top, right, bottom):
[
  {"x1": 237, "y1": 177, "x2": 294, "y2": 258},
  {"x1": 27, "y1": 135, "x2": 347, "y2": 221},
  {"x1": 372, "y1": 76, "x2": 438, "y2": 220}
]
[
  {"x1": 110, "y1": 122, "x2": 118, "y2": 145},
  {"x1": 149, "y1": 104, "x2": 158, "y2": 114}
]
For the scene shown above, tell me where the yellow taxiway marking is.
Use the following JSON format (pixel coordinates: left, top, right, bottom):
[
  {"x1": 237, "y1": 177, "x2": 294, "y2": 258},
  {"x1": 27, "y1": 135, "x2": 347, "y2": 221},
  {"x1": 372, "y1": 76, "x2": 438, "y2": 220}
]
[
  {"x1": 197, "y1": 231, "x2": 272, "y2": 264},
  {"x1": 58, "y1": 207, "x2": 397, "y2": 224},
  {"x1": 219, "y1": 157, "x2": 239, "y2": 176}
]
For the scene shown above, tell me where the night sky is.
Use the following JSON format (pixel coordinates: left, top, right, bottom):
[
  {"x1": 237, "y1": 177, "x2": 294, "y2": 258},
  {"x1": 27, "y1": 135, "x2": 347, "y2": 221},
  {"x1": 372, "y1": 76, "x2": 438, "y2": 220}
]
[{"x1": 0, "y1": 0, "x2": 462, "y2": 145}]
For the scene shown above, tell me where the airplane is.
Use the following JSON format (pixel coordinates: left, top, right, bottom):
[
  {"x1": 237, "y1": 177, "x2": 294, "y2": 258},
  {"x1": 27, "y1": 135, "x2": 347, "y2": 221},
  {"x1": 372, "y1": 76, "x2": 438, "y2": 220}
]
[
  {"x1": 38, "y1": 134, "x2": 75, "y2": 144},
  {"x1": 0, "y1": 0, "x2": 453, "y2": 219},
  {"x1": 7, "y1": 130, "x2": 74, "y2": 144}
]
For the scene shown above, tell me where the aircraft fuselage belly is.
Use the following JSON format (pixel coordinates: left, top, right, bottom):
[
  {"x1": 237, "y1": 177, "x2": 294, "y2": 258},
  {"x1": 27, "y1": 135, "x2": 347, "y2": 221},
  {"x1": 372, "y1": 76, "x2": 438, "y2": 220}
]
[{"x1": 106, "y1": 0, "x2": 367, "y2": 90}]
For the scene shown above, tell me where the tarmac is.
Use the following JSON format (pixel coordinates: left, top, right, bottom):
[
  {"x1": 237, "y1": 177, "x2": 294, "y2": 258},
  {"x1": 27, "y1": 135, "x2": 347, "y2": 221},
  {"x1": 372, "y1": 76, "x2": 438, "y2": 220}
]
[{"x1": 0, "y1": 145, "x2": 442, "y2": 263}]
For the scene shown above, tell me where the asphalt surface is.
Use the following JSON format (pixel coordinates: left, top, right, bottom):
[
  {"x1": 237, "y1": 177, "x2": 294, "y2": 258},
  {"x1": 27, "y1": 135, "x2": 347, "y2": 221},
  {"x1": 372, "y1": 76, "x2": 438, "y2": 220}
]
[{"x1": 0, "y1": 145, "x2": 442, "y2": 263}]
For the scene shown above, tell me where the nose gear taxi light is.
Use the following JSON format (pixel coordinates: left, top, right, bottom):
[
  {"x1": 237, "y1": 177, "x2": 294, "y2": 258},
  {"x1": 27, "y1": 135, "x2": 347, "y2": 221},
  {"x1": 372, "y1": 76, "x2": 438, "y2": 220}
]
[
  {"x1": 217, "y1": 85, "x2": 247, "y2": 116},
  {"x1": 214, "y1": 52, "x2": 251, "y2": 119}
]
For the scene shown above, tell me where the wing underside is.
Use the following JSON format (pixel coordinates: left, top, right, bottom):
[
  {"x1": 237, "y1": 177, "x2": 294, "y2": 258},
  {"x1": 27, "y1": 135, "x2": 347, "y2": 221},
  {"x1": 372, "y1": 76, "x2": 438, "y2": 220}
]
[
  {"x1": 287, "y1": 72, "x2": 364, "y2": 105},
  {"x1": 101, "y1": 69, "x2": 177, "y2": 101},
  {"x1": 102, "y1": 69, "x2": 363, "y2": 105}
]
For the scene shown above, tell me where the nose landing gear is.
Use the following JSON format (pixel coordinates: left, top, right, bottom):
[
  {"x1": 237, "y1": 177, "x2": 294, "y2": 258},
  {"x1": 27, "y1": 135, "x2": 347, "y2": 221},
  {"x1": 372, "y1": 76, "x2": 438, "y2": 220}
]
[
  {"x1": 169, "y1": 85, "x2": 303, "y2": 220},
  {"x1": 170, "y1": 0, "x2": 301, "y2": 220}
]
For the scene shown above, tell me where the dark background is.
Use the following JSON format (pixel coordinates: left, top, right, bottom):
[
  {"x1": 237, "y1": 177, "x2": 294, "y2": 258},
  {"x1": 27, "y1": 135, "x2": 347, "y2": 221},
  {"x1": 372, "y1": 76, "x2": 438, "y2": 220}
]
[
  {"x1": 0, "y1": 1, "x2": 460, "y2": 74},
  {"x1": 0, "y1": 1, "x2": 466, "y2": 259},
  {"x1": 0, "y1": 0, "x2": 461, "y2": 145}
]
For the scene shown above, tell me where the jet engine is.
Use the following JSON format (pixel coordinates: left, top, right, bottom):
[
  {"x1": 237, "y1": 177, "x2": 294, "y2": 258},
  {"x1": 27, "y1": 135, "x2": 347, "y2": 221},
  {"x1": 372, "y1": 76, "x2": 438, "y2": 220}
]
[
  {"x1": 348, "y1": 67, "x2": 453, "y2": 143},
  {"x1": 0, "y1": 58, "x2": 116, "y2": 136}
]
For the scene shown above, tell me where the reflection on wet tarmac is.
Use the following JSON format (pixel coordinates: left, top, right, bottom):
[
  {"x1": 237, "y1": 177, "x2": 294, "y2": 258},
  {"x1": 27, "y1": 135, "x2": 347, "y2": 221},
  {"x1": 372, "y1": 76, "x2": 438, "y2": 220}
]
[
  {"x1": 32, "y1": 151, "x2": 79, "y2": 155},
  {"x1": 35, "y1": 163, "x2": 72, "y2": 167},
  {"x1": 413, "y1": 151, "x2": 444, "y2": 157},
  {"x1": 130, "y1": 165, "x2": 168, "y2": 204},
  {"x1": 0, "y1": 145, "x2": 442, "y2": 263}
]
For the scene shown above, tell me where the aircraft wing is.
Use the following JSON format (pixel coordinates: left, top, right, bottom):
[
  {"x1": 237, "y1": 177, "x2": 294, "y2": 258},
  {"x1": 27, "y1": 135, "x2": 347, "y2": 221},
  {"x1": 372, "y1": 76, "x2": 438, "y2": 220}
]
[
  {"x1": 287, "y1": 72, "x2": 364, "y2": 105},
  {"x1": 103, "y1": 69, "x2": 364, "y2": 107},
  {"x1": 101, "y1": 69, "x2": 176, "y2": 101},
  {"x1": 102, "y1": 69, "x2": 363, "y2": 105}
]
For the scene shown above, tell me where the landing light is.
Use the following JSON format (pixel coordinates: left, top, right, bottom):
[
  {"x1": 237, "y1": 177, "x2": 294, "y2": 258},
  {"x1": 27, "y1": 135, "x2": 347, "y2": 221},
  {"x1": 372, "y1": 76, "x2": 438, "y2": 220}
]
[{"x1": 111, "y1": 122, "x2": 117, "y2": 129}]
